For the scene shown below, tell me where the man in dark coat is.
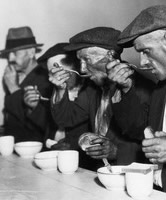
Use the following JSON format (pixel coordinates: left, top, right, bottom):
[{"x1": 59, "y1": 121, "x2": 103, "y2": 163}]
[
  {"x1": 106, "y1": 5, "x2": 166, "y2": 192},
  {"x1": 48, "y1": 27, "x2": 149, "y2": 171},
  {"x1": 37, "y1": 43, "x2": 91, "y2": 169},
  {"x1": 2, "y1": 26, "x2": 53, "y2": 143}
]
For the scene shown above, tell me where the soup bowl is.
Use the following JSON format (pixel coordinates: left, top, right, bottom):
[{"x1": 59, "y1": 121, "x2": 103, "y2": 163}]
[
  {"x1": 97, "y1": 166, "x2": 126, "y2": 190},
  {"x1": 34, "y1": 150, "x2": 59, "y2": 171},
  {"x1": 14, "y1": 141, "x2": 43, "y2": 158}
]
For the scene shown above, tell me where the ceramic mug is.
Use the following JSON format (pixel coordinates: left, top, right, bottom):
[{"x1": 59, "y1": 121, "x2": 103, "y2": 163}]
[
  {"x1": 126, "y1": 170, "x2": 153, "y2": 199},
  {"x1": 0, "y1": 135, "x2": 14, "y2": 156},
  {"x1": 58, "y1": 150, "x2": 79, "y2": 174}
]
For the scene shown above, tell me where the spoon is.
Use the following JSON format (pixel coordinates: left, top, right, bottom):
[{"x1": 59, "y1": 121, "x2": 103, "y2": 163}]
[
  {"x1": 53, "y1": 63, "x2": 90, "y2": 78},
  {"x1": 62, "y1": 68, "x2": 90, "y2": 78},
  {"x1": 128, "y1": 63, "x2": 153, "y2": 71},
  {"x1": 39, "y1": 96, "x2": 50, "y2": 101},
  {"x1": 33, "y1": 86, "x2": 50, "y2": 101},
  {"x1": 102, "y1": 158, "x2": 113, "y2": 172}
]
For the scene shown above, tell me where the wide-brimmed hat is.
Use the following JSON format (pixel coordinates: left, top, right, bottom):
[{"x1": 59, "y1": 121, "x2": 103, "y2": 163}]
[
  {"x1": 37, "y1": 43, "x2": 69, "y2": 63},
  {"x1": 64, "y1": 27, "x2": 123, "y2": 55},
  {"x1": 118, "y1": 5, "x2": 166, "y2": 47},
  {"x1": 0, "y1": 26, "x2": 43, "y2": 57}
]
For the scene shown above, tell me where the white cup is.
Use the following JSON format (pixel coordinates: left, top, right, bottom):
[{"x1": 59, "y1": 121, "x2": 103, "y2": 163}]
[
  {"x1": 126, "y1": 170, "x2": 153, "y2": 200},
  {"x1": 0, "y1": 135, "x2": 14, "y2": 156},
  {"x1": 58, "y1": 150, "x2": 79, "y2": 174}
]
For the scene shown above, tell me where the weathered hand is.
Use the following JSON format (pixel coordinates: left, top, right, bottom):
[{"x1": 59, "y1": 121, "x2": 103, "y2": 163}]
[
  {"x1": 3, "y1": 65, "x2": 20, "y2": 93},
  {"x1": 24, "y1": 85, "x2": 40, "y2": 110},
  {"x1": 106, "y1": 60, "x2": 134, "y2": 93},
  {"x1": 142, "y1": 131, "x2": 166, "y2": 164},
  {"x1": 85, "y1": 136, "x2": 117, "y2": 160},
  {"x1": 48, "y1": 63, "x2": 70, "y2": 89}
]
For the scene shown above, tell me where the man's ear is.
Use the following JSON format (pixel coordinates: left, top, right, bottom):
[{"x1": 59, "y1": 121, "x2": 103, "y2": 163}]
[{"x1": 28, "y1": 48, "x2": 36, "y2": 59}]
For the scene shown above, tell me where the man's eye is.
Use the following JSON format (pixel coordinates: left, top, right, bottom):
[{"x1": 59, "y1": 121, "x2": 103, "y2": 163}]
[
  {"x1": 85, "y1": 58, "x2": 91, "y2": 64},
  {"x1": 143, "y1": 49, "x2": 150, "y2": 55}
]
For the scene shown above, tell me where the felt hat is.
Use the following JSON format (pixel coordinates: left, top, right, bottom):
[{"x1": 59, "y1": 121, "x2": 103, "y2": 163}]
[
  {"x1": 37, "y1": 43, "x2": 69, "y2": 63},
  {"x1": 0, "y1": 26, "x2": 43, "y2": 57},
  {"x1": 65, "y1": 27, "x2": 123, "y2": 55},
  {"x1": 118, "y1": 5, "x2": 166, "y2": 47}
]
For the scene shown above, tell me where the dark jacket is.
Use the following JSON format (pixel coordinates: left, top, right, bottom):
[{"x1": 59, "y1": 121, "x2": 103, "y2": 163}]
[
  {"x1": 51, "y1": 80, "x2": 146, "y2": 171},
  {"x1": 113, "y1": 79, "x2": 166, "y2": 192},
  {"x1": 4, "y1": 65, "x2": 53, "y2": 143}
]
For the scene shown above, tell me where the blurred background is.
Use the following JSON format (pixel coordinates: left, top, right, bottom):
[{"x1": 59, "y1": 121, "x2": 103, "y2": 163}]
[{"x1": 0, "y1": 0, "x2": 165, "y2": 125}]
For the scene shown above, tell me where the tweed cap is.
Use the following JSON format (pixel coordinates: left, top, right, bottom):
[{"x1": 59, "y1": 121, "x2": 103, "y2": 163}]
[
  {"x1": 65, "y1": 27, "x2": 123, "y2": 55},
  {"x1": 118, "y1": 5, "x2": 166, "y2": 47},
  {"x1": 37, "y1": 43, "x2": 69, "y2": 63}
]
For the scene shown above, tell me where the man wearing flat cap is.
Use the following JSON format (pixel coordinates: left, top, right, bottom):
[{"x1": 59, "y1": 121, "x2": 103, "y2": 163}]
[
  {"x1": 38, "y1": 43, "x2": 100, "y2": 170},
  {"x1": 2, "y1": 26, "x2": 53, "y2": 143},
  {"x1": 106, "y1": 5, "x2": 166, "y2": 191},
  {"x1": 49, "y1": 27, "x2": 147, "y2": 171}
]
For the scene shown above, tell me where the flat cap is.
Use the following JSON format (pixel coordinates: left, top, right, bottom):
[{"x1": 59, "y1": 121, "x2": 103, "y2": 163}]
[
  {"x1": 37, "y1": 43, "x2": 68, "y2": 63},
  {"x1": 118, "y1": 5, "x2": 166, "y2": 47},
  {"x1": 65, "y1": 27, "x2": 123, "y2": 55}
]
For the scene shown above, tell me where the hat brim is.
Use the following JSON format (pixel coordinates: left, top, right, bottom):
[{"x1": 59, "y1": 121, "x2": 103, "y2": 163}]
[
  {"x1": 118, "y1": 35, "x2": 139, "y2": 48},
  {"x1": 64, "y1": 43, "x2": 115, "y2": 51},
  {"x1": 0, "y1": 43, "x2": 43, "y2": 58}
]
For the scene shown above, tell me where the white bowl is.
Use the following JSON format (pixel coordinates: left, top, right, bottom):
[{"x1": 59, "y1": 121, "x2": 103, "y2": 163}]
[
  {"x1": 97, "y1": 166, "x2": 126, "y2": 190},
  {"x1": 34, "y1": 151, "x2": 59, "y2": 171},
  {"x1": 14, "y1": 141, "x2": 43, "y2": 158}
]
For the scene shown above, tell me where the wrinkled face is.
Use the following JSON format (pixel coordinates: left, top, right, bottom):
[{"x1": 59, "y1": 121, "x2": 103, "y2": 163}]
[
  {"x1": 47, "y1": 54, "x2": 77, "y2": 88},
  {"x1": 8, "y1": 49, "x2": 32, "y2": 73},
  {"x1": 77, "y1": 47, "x2": 110, "y2": 86},
  {"x1": 134, "y1": 30, "x2": 166, "y2": 81}
]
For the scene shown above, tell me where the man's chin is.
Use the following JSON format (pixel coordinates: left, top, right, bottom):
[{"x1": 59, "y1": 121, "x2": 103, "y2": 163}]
[{"x1": 90, "y1": 77, "x2": 103, "y2": 86}]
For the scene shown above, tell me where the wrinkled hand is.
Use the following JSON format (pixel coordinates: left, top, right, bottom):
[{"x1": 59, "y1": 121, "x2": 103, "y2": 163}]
[
  {"x1": 48, "y1": 63, "x2": 70, "y2": 89},
  {"x1": 24, "y1": 85, "x2": 40, "y2": 110},
  {"x1": 50, "y1": 138, "x2": 71, "y2": 150},
  {"x1": 3, "y1": 65, "x2": 20, "y2": 93},
  {"x1": 142, "y1": 131, "x2": 166, "y2": 164},
  {"x1": 106, "y1": 60, "x2": 134, "y2": 93},
  {"x1": 85, "y1": 136, "x2": 117, "y2": 160}
]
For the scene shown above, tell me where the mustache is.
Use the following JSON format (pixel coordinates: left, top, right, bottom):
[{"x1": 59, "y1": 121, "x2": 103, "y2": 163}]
[{"x1": 8, "y1": 61, "x2": 17, "y2": 65}]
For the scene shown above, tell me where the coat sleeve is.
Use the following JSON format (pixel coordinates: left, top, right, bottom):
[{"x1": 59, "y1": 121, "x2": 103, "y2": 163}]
[
  {"x1": 51, "y1": 89, "x2": 89, "y2": 128},
  {"x1": 112, "y1": 87, "x2": 149, "y2": 140},
  {"x1": 5, "y1": 89, "x2": 25, "y2": 122}
]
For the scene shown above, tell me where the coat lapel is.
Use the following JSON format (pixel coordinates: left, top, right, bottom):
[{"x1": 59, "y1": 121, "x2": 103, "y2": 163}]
[{"x1": 149, "y1": 81, "x2": 166, "y2": 131}]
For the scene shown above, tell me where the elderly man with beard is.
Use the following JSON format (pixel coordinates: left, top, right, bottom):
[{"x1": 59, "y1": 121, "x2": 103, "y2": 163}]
[{"x1": 48, "y1": 27, "x2": 150, "y2": 171}]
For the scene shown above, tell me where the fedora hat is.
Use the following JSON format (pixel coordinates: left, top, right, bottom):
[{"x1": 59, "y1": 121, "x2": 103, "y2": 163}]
[{"x1": 0, "y1": 26, "x2": 43, "y2": 57}]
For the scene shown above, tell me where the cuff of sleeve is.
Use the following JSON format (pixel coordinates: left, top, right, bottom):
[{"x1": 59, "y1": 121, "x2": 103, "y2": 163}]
[{"x1": 154, "y1": 169, "x2": 162, "y2": 188}]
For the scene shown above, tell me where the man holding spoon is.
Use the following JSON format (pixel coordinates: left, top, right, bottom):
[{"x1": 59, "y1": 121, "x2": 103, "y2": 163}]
[{"x1": 49, "y1": 27, "x2": 149, "y2": 171}]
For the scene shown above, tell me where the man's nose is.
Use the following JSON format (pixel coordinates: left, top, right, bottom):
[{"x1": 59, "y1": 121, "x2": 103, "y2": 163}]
[
  {"x1": 8, "y1": 52, "x2": 15, "y2": 62},
  {"x1": 80, "y1": 61, "x2": 88, "y2": 73},
  {"x1": 140, "y1": 52, "x2": 149, "y2": 67}
]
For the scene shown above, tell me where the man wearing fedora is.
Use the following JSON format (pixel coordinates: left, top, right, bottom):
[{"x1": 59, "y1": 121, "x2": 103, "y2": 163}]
[
  {"x1": 48, "y1": 27, "x2": 149, "y2": 171},
  {"x1": 106, "y1": 5, "x2": 166, "y2": 191},
  {"x1": 2, "y1": 26, "x2": 53, "y2": 143}
]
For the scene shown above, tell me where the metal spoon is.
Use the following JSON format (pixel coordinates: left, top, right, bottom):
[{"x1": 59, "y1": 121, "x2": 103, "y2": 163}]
[
  {"x1": 63, "y1": 68, "x2": 90, "y2": 78},
  {"x1": 39, "y1": 96, "x2": 50, "y2": 101},
  {"x1": 53, "y1": 63, "x2": 90, "y2": 78},
  {"x1": 102, "y1": 158, "x2": 112, "y2": 172}
]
